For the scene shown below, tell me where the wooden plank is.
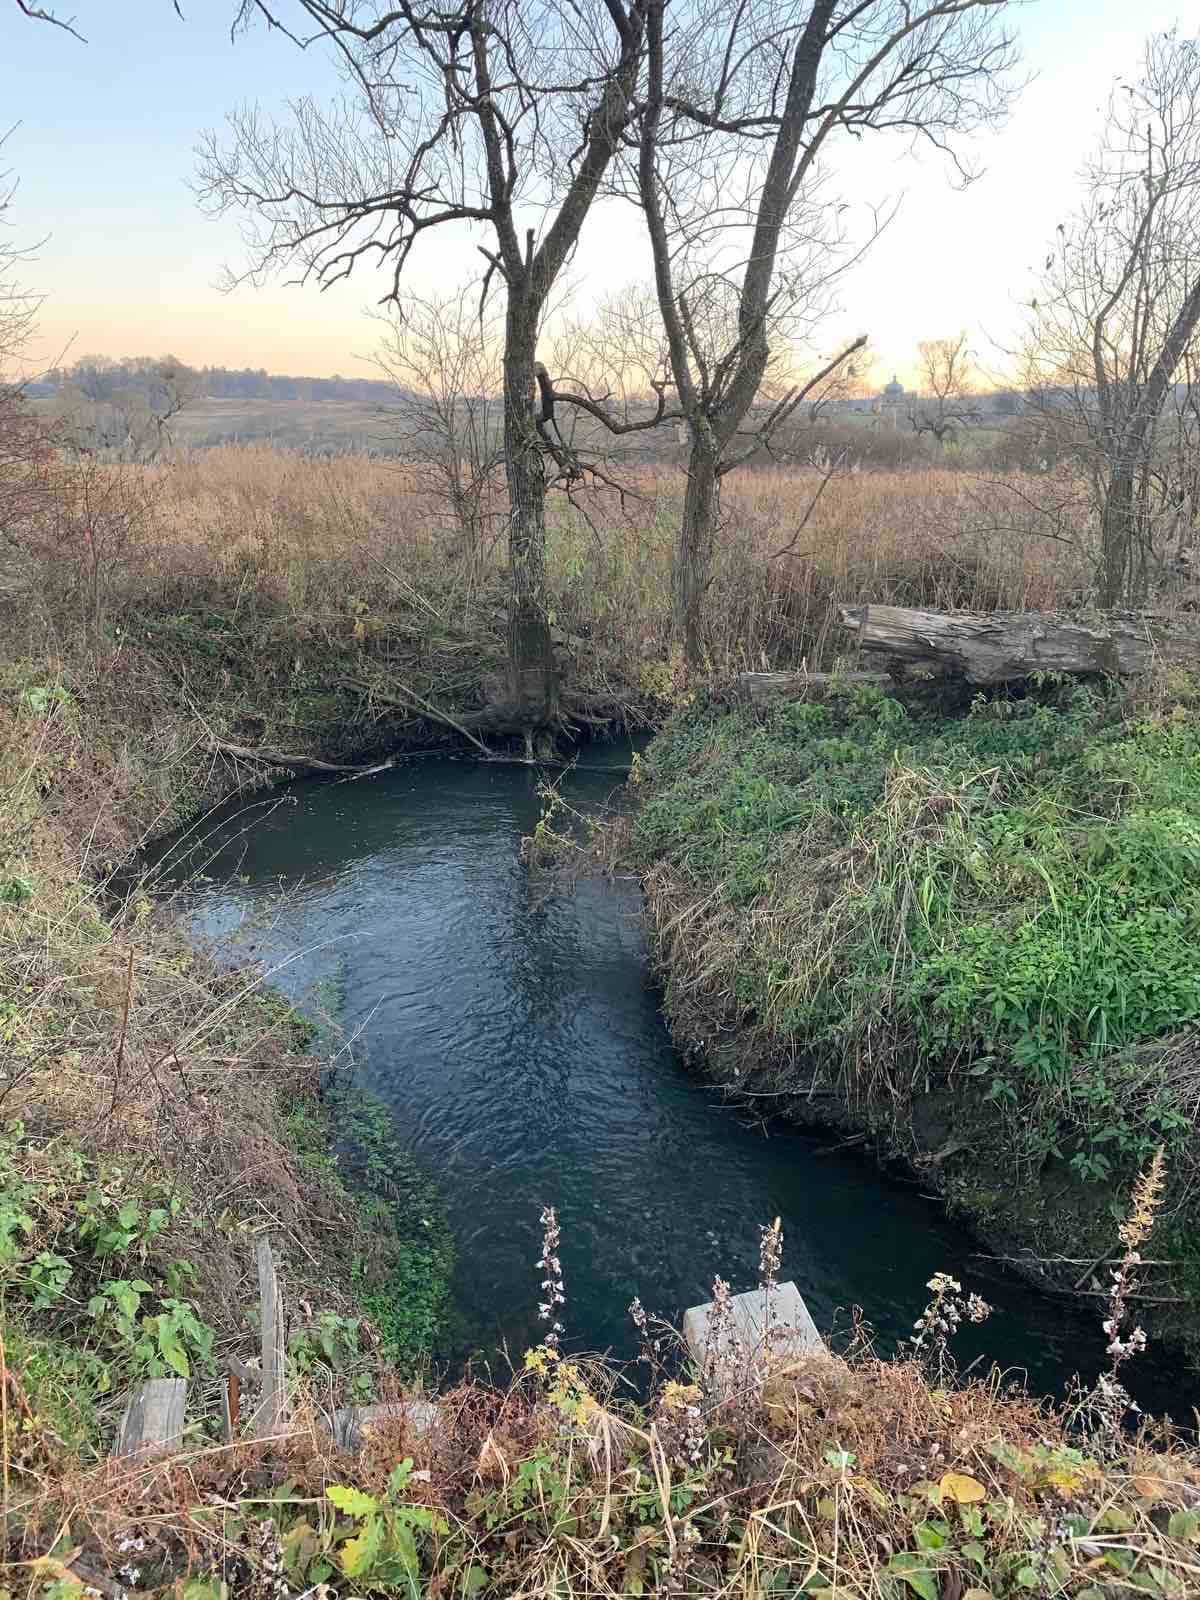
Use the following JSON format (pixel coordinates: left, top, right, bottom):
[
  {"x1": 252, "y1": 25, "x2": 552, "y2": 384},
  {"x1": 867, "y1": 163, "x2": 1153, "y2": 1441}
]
[
  {"x1": 331, "y1": 1399, "x2": 441, "y2": 1453},
  {"x1": 115, "y1": 1378, "x2": 187, "y2": 1456},
  {"x1": 252, "y1": 1234, "x2": 287, "y2": 1437},
  {"x1": 839, "y1": 603, "x2": 1200, "y2": 684},
  {"x1": 683, "y1": 1280, "x2": 826, "y2": 1389}
]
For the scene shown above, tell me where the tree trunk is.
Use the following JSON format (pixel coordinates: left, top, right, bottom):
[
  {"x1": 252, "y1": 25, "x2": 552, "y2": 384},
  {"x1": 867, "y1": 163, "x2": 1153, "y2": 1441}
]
[
  {"x1": 503, "y1": 321, "x2": 558, "y2": 728},
  {"x1": 675, "y1": 431, "x2": 720, "y2": 672},
  {"x1": 838, "y1": 603, "x2": 1200, "y2": 682},
  {"x1": 1100, "y1": 465, "x2": 1137, "y2": 608}
]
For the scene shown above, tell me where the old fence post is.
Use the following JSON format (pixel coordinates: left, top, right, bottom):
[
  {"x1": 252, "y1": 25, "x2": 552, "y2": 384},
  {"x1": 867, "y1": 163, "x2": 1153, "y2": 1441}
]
[{"x1": 251, "y1": 1234, "x2": 288, "y2": 1437}]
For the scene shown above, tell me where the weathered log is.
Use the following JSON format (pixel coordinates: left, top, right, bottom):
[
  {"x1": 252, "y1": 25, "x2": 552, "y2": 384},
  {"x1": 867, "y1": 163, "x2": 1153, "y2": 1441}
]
[
  {"x1": 839, "y1": 604, "x2": 1200, "y2": 684},
  {"x1": 738, "y1": 669, "x2": 890, "y2": 706}
]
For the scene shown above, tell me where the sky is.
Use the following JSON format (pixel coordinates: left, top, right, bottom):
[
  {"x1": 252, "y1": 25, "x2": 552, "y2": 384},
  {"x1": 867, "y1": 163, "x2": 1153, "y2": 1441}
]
[{"x1": 0, "y1": 0, "x2": 1192, "y2": 386}]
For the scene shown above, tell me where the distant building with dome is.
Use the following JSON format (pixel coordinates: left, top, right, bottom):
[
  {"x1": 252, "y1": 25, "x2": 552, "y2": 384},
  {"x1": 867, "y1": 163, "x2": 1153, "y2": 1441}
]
[{"x1": 871, "y1": 374, "x2": 906, "y2": 429}]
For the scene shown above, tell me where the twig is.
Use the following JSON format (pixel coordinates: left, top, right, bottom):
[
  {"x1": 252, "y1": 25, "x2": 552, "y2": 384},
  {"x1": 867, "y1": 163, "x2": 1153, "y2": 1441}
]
[
  {"x1": 108, "y1": 946, "x2": 135, "y2": 1118},
  {"x1": 14, "y1": 1, "x2": 85, "y2": 41}
]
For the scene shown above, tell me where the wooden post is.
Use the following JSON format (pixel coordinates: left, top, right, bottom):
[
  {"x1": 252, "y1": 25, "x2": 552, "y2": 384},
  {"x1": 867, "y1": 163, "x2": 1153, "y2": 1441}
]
[
  {"x1": 252, "y1": 1235, "x2": 287, "y2": 1438},
  {"x1": 115, "y1": 1378, "x2": 187, "y2": 1457},
  {"x1": 219, "y1": 1355, "x2": 252, "y2": 1442},
  {"x1": 221, "y1": 1372, "x2": 240, "y2": 1443}
]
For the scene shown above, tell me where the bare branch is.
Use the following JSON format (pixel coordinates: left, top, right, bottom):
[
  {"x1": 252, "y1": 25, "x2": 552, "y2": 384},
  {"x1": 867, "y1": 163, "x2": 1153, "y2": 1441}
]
[{"x1": 12, "y1": 0, "x2": 84, "y2": 38}]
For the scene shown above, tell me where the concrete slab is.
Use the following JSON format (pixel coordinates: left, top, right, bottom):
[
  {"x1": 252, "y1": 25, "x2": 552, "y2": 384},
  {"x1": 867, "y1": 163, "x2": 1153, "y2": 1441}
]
[
  {"x1": 682, "y1": 1280, "x2": 826, "y2": 1378},
  {"x1": 331, "y1": 1398, "x2": 441, "y2": 1452}
]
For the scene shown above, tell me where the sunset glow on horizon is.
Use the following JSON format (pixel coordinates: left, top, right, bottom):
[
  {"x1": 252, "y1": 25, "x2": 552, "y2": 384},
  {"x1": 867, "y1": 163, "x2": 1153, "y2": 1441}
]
[{"x1": 2, "y1": 0, "x2": 1191, "y2": 387}]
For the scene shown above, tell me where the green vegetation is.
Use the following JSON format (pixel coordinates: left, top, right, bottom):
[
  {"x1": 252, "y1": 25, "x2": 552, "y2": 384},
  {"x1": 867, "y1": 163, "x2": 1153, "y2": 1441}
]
[
  {"x1": 328, "y1": 1084, "x2": 456, "y2": 1371},
  {"x1": 0, "y1": 1126, "x2": 217, "y2": 1450},
  {"x1": 632, "y1": 675, "x2": 1200, "y2": 1337}
]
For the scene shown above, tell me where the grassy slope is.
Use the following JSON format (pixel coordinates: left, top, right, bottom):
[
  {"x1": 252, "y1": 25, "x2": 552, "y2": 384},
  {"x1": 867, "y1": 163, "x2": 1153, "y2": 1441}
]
[
  {"x1": 630, "y1": 676, "x2": 1200, "y2": 1352},
  {"x1": 0, "y1": 623, "x2": 461, "y2": 1468}
]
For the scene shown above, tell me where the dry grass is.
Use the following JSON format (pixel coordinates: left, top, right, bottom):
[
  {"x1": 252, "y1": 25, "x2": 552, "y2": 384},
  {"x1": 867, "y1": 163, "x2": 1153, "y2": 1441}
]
[
  {"x1": 8, "y1": 1336, "x2": 1200, "y2": 1597},
  {"x1": 0, "y1": 688, "x2": 406, "y2": 1456},
  {"x1": 68, "y1": 446, "x2": 1085, "y2": 672}
]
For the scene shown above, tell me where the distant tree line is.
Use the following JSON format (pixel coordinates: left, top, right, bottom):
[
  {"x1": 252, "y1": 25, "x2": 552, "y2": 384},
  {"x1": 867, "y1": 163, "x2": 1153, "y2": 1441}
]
[{"x1": 29, "y1": 358, "x2": 401, "y2": 406}]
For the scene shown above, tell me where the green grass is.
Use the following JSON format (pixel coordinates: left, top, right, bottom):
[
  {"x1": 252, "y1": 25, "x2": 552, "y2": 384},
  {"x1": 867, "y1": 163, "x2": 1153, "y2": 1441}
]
[{"x1": 632, "y1": 675, "x2": 1200, "y2": 1305}]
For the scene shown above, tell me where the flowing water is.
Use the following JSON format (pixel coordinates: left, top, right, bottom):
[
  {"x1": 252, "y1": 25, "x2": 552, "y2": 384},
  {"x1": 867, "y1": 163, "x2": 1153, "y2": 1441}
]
[{"x1": 150, "y1": 743, "x2": 1190, "y2": 1406}]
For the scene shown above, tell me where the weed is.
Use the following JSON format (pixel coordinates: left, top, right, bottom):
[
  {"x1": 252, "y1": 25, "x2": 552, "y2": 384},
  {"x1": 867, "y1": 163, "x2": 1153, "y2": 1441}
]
[{"x1": 906, "y1": 1271, "x2": 992, "y2": 1386}]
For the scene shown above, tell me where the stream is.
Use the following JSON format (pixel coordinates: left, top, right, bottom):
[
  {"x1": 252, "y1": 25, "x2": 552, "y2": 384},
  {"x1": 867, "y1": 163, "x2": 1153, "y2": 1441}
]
[{"x1": 149, "y1": 741, "x2": 1188, "y2": 1408}]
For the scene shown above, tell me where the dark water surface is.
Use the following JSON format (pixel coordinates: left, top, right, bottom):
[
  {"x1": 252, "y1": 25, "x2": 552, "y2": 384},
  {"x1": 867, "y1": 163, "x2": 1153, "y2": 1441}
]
[{"x1": 151, "y1": 744, "x2": 1188, "y2": 1406}]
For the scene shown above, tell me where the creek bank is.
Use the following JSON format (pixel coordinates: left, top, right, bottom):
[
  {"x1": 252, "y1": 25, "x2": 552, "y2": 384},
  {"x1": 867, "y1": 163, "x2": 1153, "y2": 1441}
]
[
  {"x1": 627, "y1": 675, "x2": 1200, "y2": 1364},
  {"x1": 0, "y1": 610, "x2": 490, "y2": 1459},
  {"x1": 0, "y1": 558, "x2": 664, "y2": 1458},
  {"x1": 96, "y1": 580, "x2": 653, "y2": 820}
]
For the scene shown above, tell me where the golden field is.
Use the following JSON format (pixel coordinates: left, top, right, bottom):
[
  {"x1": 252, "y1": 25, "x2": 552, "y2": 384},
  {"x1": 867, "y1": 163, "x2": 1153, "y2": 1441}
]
[{"x1": 118, "y1": 445, "x2": 1084, "y2": 672}]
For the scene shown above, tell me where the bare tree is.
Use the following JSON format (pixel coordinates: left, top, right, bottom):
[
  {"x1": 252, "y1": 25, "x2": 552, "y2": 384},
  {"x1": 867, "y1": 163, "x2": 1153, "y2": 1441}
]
[
  {"x1": 372, "y1": 289, "x2": 505, "y2": 570},
  {"x1": 0, "y1": 155, "x2": 56, "y2": 576},
  {"x1": 1158, "y1": 343, "x2": 1200, "y2": 564},
  {"x1": 198, "y1": 0, "x2": 655, "y2": 741},
  {"x1": 52, "y1": 354, "x2": 200, "y2": 462},
  {"x1": 535, "y1": 285, "x2": 676, "y2": 474},
  {"x1": 1023, "y1": 29, "x2": 1200, "y2": 604},
  {"x1": 634, "y1": 0, "x2": 1020, "y2": 669},
  {"x1": 908, "y1": 332, "x2": 977, "y2": 447}
]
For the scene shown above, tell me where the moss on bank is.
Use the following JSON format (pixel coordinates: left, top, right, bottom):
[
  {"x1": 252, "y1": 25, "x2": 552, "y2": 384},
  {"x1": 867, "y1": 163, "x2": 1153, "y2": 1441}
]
[{"x1": 629, "y1": 675, "x2": 1200, "y2": 1353}]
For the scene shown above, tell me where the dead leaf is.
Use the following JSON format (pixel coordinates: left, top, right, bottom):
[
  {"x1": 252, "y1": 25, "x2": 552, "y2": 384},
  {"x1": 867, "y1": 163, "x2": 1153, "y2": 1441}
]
[
  {"x1": 1131, "y1": 1474, "x2": 1167, "y2": 1500},
  {"x1": 940, "y1": 1471, "x2": 986, "y2": 1504}
]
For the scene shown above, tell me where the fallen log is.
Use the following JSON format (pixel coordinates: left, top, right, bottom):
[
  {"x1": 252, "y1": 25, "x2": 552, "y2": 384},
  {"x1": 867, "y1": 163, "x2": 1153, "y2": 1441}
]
[
  {"x1": 839, "y1": 604, "x2": 1200, "y2": 684},
  {"x1": 738, "y1": 669, "x2": 890, "y2": 706}
]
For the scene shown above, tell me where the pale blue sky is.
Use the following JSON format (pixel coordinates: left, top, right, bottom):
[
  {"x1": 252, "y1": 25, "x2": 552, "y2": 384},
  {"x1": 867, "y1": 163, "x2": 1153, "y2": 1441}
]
[{"x1": 0, "y1": 1, "x2": 1189, "y2": 382}]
